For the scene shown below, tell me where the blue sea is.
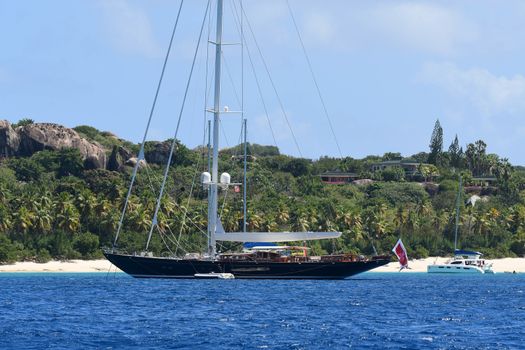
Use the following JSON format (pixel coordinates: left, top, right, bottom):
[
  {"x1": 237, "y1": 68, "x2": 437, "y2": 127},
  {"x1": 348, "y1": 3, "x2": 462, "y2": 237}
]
[{"x1": 1, "y1": 273, "x2": 524, "y2": 349}]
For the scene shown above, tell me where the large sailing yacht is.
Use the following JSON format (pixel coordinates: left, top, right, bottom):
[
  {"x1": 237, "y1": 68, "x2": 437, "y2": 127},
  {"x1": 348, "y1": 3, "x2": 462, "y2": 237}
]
[{"x1": 104, "y1": 0, "x2": 390, "y2": 279}]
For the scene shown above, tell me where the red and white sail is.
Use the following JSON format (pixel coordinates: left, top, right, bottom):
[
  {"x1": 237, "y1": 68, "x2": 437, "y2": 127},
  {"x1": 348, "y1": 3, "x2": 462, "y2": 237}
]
[{"x1": 392, "y1": 239, "x2": 409, "y2": 270}]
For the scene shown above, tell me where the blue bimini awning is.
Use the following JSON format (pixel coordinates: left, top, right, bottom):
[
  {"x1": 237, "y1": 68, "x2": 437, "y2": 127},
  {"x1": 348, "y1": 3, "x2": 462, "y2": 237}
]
[
  {"x1": 454, "y1": 249, "x2": 483, "y2": 256},
  {"x1": 243, "y1": 242, "x2": 277, "y2": 249}
]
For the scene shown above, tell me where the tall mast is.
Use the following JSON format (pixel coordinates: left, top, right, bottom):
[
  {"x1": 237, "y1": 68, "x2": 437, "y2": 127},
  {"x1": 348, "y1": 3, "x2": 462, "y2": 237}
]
[
  {"x1": 206, "y1": 119, "x2": 212, "y2": 254},
  {"x1": 454, "y1": 176, "x2": 462, "y2": 252},
  {"x1": 243, "y1": 119, "x2": 247, "y2": 232},
  {"x1": 208, "y1": 0, "x2": 224, "y2": 258}
]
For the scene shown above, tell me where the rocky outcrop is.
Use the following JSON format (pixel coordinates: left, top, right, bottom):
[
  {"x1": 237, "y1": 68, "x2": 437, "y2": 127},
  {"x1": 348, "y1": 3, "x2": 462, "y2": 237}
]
[
  {"x1": 107, "y1": 145, "x2": 134, "y2": 171},
  {"x1": 18, "y1": 123, "x2": 107, "y2": 169},
  {"x1": 352, "y1": 179, "x2": 374, "y2": 186},
  {"x1": 0, "y1": 120, "x2": 20, "y2": 157},
  {"x1": 125, "y1": 157, "x2": 147, "y2": 169},
  {"x1": 0, "y1": 121, "x2": 107, "y2": 169},
  {"x1": 145, "y1": 141, "x2": 172, "y2": 165}
]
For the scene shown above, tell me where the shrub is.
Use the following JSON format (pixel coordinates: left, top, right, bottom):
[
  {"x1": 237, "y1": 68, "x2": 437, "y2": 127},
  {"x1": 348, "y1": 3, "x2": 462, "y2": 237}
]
[
  {"x1": 439, "y1": 179, "x2": 458, "y2": 193},
  {"x1": 73, "y1": 233, "x2": 100, "y2": 258},
  {"x1": 368, "y1": 182, "x2": 429, "y2": 206},
  {"x1": 35, "y1": 248, "x2": 52, "y2": 263},
  {"x1": 8, "y1": 158, "x2": 45, "y2": 182},
  {"x1": 74, "y1": 125, "x2": 100, "y2": 140},
  {"x1": 381, "y1": 167, "x2": 405, "y2": 182},
  {"x1": 510, "y1": 240, "x2": 525, "y2": 257},
  {"x1": 0, "y1": 235, "x2": 18, "y2": 263},
  {"x1": 12, "y1": 118, "x2": 34, "y2": 128},
  {"x1": 413, "y1": 245, "x2": 429, "y2": 259}
]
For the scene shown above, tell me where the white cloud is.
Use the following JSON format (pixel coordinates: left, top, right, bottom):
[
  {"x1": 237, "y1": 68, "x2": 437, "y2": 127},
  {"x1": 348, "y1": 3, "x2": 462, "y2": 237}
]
[
  {"x1": 369, "y1": 2, "x2": 477, "y2": 55},
  {"x1": 302, "y1": 11, "x2": 337, "y2": 45},
  {"x1": 98, "y1": 0, "x2": 160, "y2": 57},
  {"x1": 265, "y1": 1, "x2": 477, "y2": 55},
  {"x1": 419, "y1": 62, "x2": 525, "y2": 115}
]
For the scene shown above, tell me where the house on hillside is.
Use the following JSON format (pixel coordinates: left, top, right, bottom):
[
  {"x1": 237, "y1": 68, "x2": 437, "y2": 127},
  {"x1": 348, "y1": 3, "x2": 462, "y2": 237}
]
[
  {"x1": 319, "y1": 172, "x2": 359, "y2": 184},
  {"x1": 370, "y1": 159, "x2": 434, "y2": 180},
  {"x1": 464, "y1": 176, "x2": 498, "y2": 195}
]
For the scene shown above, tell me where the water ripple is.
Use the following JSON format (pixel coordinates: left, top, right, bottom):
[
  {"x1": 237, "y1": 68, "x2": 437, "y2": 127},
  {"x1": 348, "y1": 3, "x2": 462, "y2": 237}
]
[{"x1": 0, "y1": 273, "x2": 524, "y2": 349}]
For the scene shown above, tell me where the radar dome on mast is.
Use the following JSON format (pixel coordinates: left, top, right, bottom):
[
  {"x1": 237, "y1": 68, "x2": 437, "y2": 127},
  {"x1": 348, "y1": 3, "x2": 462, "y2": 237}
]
[
  {"x1": 220, "y1": 172, "x2": 231, "y2": 185},
  {"x1": 201, "y1": 172, "x2": 211, "y2": 188}
]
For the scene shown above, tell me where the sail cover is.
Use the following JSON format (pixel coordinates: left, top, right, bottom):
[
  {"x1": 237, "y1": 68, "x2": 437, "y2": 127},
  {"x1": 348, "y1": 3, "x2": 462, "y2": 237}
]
[{"x1": 215, "y1": 231, "x2": 341, "y2": 242}]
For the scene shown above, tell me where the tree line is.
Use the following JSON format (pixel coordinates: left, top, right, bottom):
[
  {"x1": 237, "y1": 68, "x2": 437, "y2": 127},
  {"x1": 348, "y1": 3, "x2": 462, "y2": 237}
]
[{"x1": 0, "y1": 122, "x2": 524, "y2": 263}]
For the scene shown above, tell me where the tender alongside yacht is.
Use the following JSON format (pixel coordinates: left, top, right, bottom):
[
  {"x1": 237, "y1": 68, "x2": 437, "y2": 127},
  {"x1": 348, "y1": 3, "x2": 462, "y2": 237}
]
[{"x1": 427, "y1": 250, "x2": 494, "y2": 274}]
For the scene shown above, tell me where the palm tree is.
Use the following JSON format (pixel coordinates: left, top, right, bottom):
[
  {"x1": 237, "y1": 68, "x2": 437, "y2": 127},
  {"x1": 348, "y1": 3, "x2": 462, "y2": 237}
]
[
  {"x1": 0, "y1": 204, "x2": 13, "y2": 233},
  {"x1": 131, "y1": 205, "x2": 152, "y2": 233},
  {"x1": 56, "y1": 205, "x2": 80, "y2": 234},
  {"x1": 247, "y1": 210, "x2": 263, "y2": 231},
  {"x1": 13, "y1": 206, "x2": 34, "y2": 236},
  {"x1": 34, "y1": 208, "x2": 52, "y2": 234},
  {"x1": 277, "y1": 206, "x2": 290, "y2": 226},
  {"x1": 393, "y1": 206, "x2": 409, "y2": 233},
  {"x1": 262, "y1": 214, "x2": 278, "y2": 232},
  {"x1": 75, "y1": 189, "x2": 96, "y2": 228}
]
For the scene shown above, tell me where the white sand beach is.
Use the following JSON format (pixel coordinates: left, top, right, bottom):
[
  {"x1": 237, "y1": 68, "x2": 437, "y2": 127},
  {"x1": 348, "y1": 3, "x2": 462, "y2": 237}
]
[
  {"x1": 1, "y1": 257, "x2": 524, "y2": 273},
  {"x1": 0, "y1": 259, "x2": 121, "y2": 273}
]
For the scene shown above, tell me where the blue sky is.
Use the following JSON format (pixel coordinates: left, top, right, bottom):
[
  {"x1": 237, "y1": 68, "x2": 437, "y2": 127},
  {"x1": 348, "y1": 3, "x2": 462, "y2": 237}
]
[{"x1": 1, "y1": 1, "x2": 525, "y2": 164}]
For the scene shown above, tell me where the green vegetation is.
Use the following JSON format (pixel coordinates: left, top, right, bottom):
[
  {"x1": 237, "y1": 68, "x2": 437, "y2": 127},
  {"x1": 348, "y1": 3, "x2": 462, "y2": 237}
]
[
  {"x1": 12, "y1": 118, "x2": 34, "y2": 128},
  {"x1": 0, "y1": 120, "x2": 524, "y2": 263}
]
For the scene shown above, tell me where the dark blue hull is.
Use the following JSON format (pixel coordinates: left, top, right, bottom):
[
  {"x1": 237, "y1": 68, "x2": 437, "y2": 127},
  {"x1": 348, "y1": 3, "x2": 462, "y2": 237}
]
[{"x1": 104, "y1": 252, "x2": 390, "y2": 279}]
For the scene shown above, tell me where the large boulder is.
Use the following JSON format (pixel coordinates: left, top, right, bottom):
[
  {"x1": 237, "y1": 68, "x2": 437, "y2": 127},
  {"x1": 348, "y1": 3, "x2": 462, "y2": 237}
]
[
  {"x1": 125, "y1": 157, "x2": 147, "y2": 169},
  {"x1": 145, "y1": 141, "x2": 172, "y2": 165},
  {"x1": 17, "y1": 123, "x2": 107, "y2": 169},
  {"x1": 107, "y1": 145, "x2": 134, "y2": 171},
  {"x1": 0, "y1": 120, "x2": 20, "y2": 157}
]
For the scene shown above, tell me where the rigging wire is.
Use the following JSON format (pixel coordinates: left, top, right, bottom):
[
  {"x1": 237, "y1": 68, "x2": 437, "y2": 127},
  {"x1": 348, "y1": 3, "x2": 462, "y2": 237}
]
[
  {"x1": 239, "y1": 4, "x2": 303, "y2": 157},
  {"x1": 113, "y1": 0, "x2": 185, "y2": 249},
  {"x1": 222, "y1": 53, "x2": 242, "y2": 108},
  {"x1": 145, "y1": 0, "x2": 211, "y2": 251},
  {"x1": 286, "y1": 0, "x2": 343, "y2": 158},
  {"x1": 230, "y1": 1, "x2": 278, "y2": 148}
]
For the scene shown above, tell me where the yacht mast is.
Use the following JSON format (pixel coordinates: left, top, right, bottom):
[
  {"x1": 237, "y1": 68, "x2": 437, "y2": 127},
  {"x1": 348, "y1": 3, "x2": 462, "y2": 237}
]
[{"x1": 208, "y1": 0, "x2": 224, "y2": 258}]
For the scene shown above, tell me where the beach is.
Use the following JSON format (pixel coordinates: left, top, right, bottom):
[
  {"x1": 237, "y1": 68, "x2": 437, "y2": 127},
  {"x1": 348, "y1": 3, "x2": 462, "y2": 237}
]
[
  {"x1": 1, "y1": 257, "x2": 524, "y2": 273},
  {"x1": 0, "y1": 259, "x2": 121, "y2": 273}
]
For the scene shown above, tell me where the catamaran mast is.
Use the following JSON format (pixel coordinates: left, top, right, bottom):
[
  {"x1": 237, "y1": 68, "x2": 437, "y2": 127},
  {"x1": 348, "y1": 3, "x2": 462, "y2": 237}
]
[
  {"x1": 208, "y1": 0, "x2": 224, "y2": 258},
  {"x1": 454, "y1": 176, "x2": 462, "y2": 252}
]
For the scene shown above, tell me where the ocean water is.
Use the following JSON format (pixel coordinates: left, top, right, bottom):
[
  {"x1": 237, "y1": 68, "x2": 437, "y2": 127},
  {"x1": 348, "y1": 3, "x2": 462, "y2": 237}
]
[{"x1": 1, "y1": 273, "x2": 524, "y2": 349}]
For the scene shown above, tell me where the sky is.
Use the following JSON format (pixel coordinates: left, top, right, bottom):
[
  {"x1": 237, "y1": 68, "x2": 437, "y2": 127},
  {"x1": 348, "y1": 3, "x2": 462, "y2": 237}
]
[{"x1": 1, "y1": 0, "x2": 525, "y2": 164}]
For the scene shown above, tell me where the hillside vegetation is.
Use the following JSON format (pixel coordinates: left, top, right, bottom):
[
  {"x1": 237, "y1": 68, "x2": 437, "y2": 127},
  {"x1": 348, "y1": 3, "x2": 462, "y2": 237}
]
[{"x1": 0, "y1": 119, "x2": 524, "y2": 263}]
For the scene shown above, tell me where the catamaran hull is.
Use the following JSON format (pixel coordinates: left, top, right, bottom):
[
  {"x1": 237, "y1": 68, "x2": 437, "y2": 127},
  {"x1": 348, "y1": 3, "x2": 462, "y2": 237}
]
[
  {"x1": 427, "y1": 264, "x2": 485, "y2": 274},
  {"x1": 104, "y1": 252, "x2": 390, "y2": 279}
]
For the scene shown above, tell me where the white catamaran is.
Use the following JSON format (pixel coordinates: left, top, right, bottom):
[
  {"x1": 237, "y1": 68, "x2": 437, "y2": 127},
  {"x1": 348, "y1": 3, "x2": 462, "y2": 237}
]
[{"x1": 427, "y1": 177, "x2": 494, "y2": 274}]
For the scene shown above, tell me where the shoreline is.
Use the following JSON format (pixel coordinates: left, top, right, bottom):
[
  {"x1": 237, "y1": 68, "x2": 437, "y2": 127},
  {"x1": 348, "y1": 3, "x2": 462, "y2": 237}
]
[
  {"x1": 0, "y1": 259, "x2": 121, "y2": 273},
  {"x1": 1, "y1": 257, "x2": 524, "y2": 274}
]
